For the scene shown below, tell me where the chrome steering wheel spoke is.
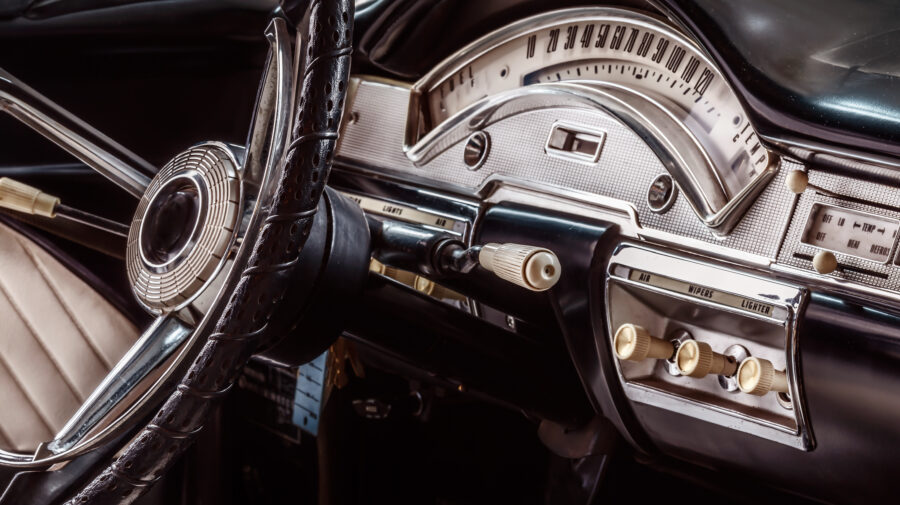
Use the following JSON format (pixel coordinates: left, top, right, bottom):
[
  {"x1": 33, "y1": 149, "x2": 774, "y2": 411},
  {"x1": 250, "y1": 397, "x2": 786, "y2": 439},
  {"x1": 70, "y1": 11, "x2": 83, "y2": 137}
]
[
  {"x1": 0, "y1": 68, "x2": 153, "y2": 197},
  {"x1": 0, "y1": 16, "x2": 297, "y2": 470},
  {"x1": 40, "y1": 315, "x2": 193, "y2": 457}
]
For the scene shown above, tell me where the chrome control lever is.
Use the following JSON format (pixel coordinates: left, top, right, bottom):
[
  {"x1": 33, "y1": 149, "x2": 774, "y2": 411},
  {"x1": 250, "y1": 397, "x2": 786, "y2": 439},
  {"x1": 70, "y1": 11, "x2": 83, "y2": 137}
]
[
  {"x1": 0, "y1": 176, "x2": 130, "y2": 238},
  {"x1": 367, "y1": 216, "x2": 561, "y2": 292}
]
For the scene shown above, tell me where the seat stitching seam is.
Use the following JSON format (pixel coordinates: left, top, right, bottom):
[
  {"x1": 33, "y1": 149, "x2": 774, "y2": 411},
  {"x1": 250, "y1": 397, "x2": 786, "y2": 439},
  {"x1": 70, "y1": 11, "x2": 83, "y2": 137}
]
[
  {"x1": 0, "y1": 387, "x2": 20, "y2": 449},
  {"x1": 0, "y1": 321, "x2": 56, "y2": 434},
  {"x1": 0, "y1": 255, "x2": 86, "y2": 403},
  {"x1": 17, "y1": 239, "x2": 113, "y2": 369}
]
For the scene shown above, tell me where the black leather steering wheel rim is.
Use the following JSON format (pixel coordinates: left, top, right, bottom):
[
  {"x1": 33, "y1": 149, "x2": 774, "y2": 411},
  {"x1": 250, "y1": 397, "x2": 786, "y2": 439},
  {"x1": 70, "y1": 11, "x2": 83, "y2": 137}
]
[{"x1": 65, "y1": 1, "x2": 353, "y2": 502}]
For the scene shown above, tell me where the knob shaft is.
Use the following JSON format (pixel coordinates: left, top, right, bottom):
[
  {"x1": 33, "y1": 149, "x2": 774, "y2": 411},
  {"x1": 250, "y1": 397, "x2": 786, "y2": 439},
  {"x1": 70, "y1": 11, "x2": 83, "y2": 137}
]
[
  {"x1": 675, "y1": 340, "x2": 737, "y2": 378},
  {"x1": 479, "y1": 243, "x2": 561, "y2": 291},
  {"x1": 737, "y1": 357, "x2": 789, "y2": 396},
  {"x1": 613, "y1": 324, "x2": 674, "y2": 362}
]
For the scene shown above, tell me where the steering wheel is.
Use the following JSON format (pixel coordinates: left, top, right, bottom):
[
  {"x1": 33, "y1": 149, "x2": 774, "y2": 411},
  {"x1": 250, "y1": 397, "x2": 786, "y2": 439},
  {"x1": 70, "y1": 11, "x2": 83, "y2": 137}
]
[{"x1": 0, "y1": 0, "x2": 359, "y2": 503}]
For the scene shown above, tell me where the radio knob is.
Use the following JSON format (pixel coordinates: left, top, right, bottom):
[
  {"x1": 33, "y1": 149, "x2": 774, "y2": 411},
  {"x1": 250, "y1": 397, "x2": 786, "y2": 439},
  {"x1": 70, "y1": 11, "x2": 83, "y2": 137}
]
[
  {"x1": 675, "y1": 339, "x2": 737, "y2": 378},
  {"x1": 736, "y1": 357, "x2": 789, "y2": 396},
  {"x1": 613, "y1": 324, "x2": 674, "y2": 362},
  {"x1": 812, "y1": 250, "x2": 838, "y2": 274}
]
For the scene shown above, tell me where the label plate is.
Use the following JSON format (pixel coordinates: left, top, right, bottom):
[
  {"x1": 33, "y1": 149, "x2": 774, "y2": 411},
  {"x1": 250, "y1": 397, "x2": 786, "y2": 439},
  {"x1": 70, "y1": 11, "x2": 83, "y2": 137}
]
[{"x1": 629, "y1": 269, "x2": 775, "y2": 317}]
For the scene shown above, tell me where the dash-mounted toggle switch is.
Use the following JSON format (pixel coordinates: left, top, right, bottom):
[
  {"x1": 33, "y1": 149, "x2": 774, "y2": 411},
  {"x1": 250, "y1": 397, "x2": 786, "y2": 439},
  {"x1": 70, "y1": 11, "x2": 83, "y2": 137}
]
[
  {"x1": 544, "y1": 122, "x2": 606, "y2": 163},
  {"x1": 613, "y1": 324, "x2": 675, "y2": 362}
]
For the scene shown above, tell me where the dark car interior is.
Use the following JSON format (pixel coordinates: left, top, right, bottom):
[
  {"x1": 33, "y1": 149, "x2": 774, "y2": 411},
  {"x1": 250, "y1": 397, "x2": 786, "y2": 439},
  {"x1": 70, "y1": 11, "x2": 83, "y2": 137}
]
[{"x1": 1, "y1": 0, "x2": 900, "y2": 504}]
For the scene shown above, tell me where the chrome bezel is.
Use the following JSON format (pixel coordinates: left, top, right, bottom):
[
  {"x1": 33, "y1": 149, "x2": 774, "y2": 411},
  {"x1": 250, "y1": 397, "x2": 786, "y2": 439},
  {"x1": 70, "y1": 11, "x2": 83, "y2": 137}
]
[
  {"x1": 799, "y1": 202, "x2": 900, "y2": 265},
  {"x1": 395, "y1": 7, "x2": 780, "y2": 236},
  {"x1": 604, "y1": 243, "x2": 813, "y2": 451},
  {"x1": 137, "y1": 171, "x2": 210, "y2": 274},
  {"x1": 647, "y1": 173, "x2": 677, "y2": 213}
]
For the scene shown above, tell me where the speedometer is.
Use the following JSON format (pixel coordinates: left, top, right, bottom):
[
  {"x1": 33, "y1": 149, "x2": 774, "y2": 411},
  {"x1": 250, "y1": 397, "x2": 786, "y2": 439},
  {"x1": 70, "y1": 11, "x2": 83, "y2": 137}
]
[{"x1": 406, "y1": 7, "x2": 774, "y2": 205}]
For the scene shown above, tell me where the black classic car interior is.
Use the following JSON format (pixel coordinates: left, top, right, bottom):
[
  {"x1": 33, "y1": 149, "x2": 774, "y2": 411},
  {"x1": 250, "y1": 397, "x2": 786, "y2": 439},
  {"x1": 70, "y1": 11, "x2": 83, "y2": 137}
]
[{"x1": 0, "y1": 0, "x2": 898, "y2": 503}]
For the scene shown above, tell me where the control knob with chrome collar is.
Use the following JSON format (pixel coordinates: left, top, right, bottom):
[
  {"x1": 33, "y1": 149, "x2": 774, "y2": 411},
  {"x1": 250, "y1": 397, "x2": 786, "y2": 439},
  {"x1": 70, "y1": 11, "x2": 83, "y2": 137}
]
[
  {"x1": 367, "y1": 217, "x2": 562, "y2": 292},
  {"x1": 613, "y1": 324, "x2": 675, "y2": 362},
  {"x1": 675, "y1": 339, "x2": 738, "y2": 378},
  {"x1": 736, "y1": 357, "x2": 789, "y2": 396}
]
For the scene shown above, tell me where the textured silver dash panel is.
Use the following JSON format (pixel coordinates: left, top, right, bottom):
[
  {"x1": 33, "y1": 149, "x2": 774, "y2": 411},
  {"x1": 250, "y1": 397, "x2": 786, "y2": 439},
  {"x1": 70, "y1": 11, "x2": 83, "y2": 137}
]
[
  {"x1": 339, "y1": 79, "x2": 797, "y2": 259},
  {"x1": 340, "y1": 80, "x2": 416, "y2": 171},
  {"x1": 779, "y1": 170, "x2": 900, "y2": 290}
]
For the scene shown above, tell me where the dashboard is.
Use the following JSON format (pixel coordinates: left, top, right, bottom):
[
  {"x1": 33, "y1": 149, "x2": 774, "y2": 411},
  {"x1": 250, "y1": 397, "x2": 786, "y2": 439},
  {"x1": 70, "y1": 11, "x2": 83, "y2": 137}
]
[{"x1": 334, "y1": 2, "x2": 900, "y2": 503}]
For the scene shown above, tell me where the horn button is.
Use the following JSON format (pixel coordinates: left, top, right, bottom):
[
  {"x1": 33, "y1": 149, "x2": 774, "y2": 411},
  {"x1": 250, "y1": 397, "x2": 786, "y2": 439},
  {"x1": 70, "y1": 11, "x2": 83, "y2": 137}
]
[{"x1": 127, "y1": 143, "x2": 241, "y2": 312}]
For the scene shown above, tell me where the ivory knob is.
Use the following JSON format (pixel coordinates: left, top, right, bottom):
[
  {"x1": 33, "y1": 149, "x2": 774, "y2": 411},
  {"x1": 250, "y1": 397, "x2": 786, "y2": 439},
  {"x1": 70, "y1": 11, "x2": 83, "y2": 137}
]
[
  {"x1": 785, "y1": 170, "x2": 809, "y2": 194},
  {"x1": 812, "y1": 250, "x2": 838, "y2": 275},
  {"x1": 613, "y1": 324, "x2": 674, "y2": 362},
  {"x1": 737, "y1": 357, "x2": 789, "y2": 396},
  {"x1": 479, "y1": 243, "x2": 561, "y2": 291},
  {"x1": 675, "y1": 340, "x2": 738, "y2": 378},
  {"x1": 0, "y1": 177, "x2": 59, "y2": 218}
]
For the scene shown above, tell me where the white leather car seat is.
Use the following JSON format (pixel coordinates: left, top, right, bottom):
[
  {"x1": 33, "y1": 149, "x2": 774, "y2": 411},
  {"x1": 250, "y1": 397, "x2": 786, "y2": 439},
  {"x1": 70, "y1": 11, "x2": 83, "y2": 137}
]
[{"x1": 0, "y1": 221, "x2": 139, "y2": 453}]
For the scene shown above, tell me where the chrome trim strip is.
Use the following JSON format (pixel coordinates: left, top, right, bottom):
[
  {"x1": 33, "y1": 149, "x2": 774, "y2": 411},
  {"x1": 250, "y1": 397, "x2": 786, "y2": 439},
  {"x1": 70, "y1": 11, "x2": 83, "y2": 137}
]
[{"x1": 0, "y1": 68, "x2": 153, "y2": 197}]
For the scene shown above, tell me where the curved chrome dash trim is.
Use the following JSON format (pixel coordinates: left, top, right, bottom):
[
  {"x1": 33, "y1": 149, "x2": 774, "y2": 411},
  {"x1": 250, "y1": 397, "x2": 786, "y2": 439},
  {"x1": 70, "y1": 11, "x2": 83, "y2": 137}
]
[{"x1": 406, "y1": 81, "x2": 776, "y2": 235}]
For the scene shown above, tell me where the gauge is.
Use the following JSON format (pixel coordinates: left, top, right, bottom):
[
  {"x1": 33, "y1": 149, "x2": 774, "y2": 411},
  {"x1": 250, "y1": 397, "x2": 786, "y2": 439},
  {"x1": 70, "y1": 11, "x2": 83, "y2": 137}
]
[
  {"x1": 801, "y1": 203, "x2": 899, "y2": 263},
  {"x1": 409, "y1": 7, "x2": 772, "y2": 201}
]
